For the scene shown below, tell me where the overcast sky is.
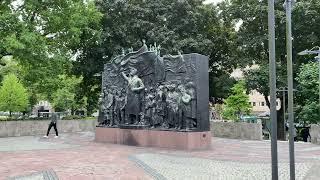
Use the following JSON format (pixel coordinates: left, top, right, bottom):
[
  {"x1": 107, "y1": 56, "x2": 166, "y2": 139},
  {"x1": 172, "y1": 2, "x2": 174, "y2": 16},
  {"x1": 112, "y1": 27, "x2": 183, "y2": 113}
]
[{"x1": 203, "y1": 0, "x2": 224, "y2": 4}]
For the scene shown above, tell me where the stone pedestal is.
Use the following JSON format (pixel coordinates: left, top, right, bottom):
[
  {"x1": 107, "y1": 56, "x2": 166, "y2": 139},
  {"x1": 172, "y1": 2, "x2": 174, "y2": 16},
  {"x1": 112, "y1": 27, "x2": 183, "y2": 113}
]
[{"x1": 95, "y1": 127, "x2": 211, "y2": 150}]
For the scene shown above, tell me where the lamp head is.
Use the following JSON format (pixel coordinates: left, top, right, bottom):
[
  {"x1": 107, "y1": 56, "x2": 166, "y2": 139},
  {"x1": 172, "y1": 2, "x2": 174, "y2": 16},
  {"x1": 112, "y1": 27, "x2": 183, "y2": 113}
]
[
  {"x1": 298, "y1": 50, "x2": 309, "y2": 56},
  {"x1": 309, "y1": 46, "x2": 320, "y2": 51},
  {"x1": 299, "y1": 50, "x2": 320, "y2": 55}
]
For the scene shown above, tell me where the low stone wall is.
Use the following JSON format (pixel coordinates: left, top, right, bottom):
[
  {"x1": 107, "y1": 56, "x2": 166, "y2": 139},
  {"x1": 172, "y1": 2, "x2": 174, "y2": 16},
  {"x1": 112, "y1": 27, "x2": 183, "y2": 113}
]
[
  {"x1": 310, "y1": 124, "x2": 320, "y2": 145},
  {"x1": 210, "y1": 121, "x2": 262, "y2": 140},
  {"x1": 0, "y1": 119, "x2": 97, "y2": 137}
]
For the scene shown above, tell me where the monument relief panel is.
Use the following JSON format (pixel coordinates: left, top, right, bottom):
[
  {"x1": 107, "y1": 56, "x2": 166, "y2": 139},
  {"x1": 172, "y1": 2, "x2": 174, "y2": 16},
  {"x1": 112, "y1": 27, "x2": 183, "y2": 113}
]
[{"x1": 98, "y1": 41, "x2": 209, "y2": 132}]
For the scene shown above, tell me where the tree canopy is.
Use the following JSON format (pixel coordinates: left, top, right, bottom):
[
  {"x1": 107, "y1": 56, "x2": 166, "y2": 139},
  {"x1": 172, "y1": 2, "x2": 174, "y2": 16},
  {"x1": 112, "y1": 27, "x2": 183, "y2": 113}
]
[
  {"x1": 0, "y1": 74, "x2": 29, "y2": 116},
  {"x1": 52, "y1": 75, "x2": 85, "y2": 113},
  {"x1": 296, "y1": 62, "x2": 320, "y2": 124},
  {"x1": 74, "y1": 0, "x2": 238, "y2": 112},
  {"x1": 219, "y1": 0, "x2": 320, "y2": 137},
  {"x1": 1, "y1": 0, "x2": 319, "y2": 123},
  {"x1": 0, "y1": 0, "x2": 102, "y2": 112},
  {"x1": 221, "y1": 0, "x2": 320, "y2": 93},
  {"x1": 0, "y1": 56, "x2": 21, "y2": 82},
  {"x1": 222, "y1": 81, "x2": 252, "y2": 121}
]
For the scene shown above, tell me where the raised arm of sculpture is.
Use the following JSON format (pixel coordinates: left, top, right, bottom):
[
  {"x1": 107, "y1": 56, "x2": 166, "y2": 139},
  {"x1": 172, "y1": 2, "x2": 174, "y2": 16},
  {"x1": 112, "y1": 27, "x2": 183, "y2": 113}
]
[
  {"x1": 121, "y1": 72, "x2": 129, "y2": 81},
  {"x1": 120, "y1": 57, "x2": 131, "y2": 66}
]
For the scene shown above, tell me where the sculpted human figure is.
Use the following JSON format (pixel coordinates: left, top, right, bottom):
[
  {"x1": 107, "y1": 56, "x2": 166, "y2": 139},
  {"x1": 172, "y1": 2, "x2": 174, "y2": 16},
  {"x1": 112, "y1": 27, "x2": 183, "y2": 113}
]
[
  {"x1": 154, "y1": 85, "x2": 167, "y2": 128},
  {"x1": 122, "y1": 67, "x2": 145, "y2": 125},
  {"x1": 105, "y1": 88, "x2": 115, "y2": 126},
  {"x1": 177, "y1": 84, "x2": 192, "y2": 130},
  {"x1": 145, "y1": 87, "x2": 156, "y2": 128},
  {"x1": 156, "y1": 45, "x2": 161, "y2": 56},
  {"x1": 113, "y1": 89, "x2": 125, "y2": 126},
  {"x1": 117, "y1": 88, "x2": 127, "y2": 124},
  {"x1": 98, "y1": 92, "x2": 105, "y2": 126},
  {"x1": 185, "y1": 81, "x2": 197, "y2": 129},
  {"x1": 101, "y1": 88, "x2": 110, "y2": 125},
  {"x1": 166, "y1": 83, "x2": 179, "y2": 129}
]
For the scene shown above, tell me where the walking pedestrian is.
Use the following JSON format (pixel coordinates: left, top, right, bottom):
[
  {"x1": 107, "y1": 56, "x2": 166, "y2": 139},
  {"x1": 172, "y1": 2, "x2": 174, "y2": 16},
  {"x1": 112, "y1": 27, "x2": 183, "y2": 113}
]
[
  {"x1": 301, "y1": 127, "x2": 311, "y2": 142},
  {"x1": 293, "y1": 126, "x2": 297, "y2": 141},
  {"x1": 43, "y1": 112, "x2": 59, "y2": 138}
]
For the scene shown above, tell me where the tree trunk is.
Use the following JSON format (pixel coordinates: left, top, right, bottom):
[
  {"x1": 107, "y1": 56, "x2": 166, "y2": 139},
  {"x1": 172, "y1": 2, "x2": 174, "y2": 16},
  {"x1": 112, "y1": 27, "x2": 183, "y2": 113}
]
[
  {"x1": 263, "y1": 94, "x2": 285, "y2": 140},
  {"x1": 277, "y1": 93, "x2": 286, "y2": 141},
  {"x1": 9, "y1": 111, "x2": 12, "y2": 117},
  {"x1": 264, "y1": 94, "x2": 270, "y2": 109},
  {"x1": 277, "y1": 109, "x2": 285, "y2": 140}
]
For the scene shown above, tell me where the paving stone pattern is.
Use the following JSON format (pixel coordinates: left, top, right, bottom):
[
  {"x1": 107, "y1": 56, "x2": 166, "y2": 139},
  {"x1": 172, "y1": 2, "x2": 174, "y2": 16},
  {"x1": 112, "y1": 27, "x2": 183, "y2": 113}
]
[
  {"x1": 8, "y1": 169, "x2": 59, "y2": 180},
  {"x1": 0, "y1": 136, "x2": 78, "y2": 152},
  {"x1": 0, "y1": 132, "x2": 320, "y2": 179},
  {"x1": 132, "y1": 153, "x2": 313, "y2": 180}
]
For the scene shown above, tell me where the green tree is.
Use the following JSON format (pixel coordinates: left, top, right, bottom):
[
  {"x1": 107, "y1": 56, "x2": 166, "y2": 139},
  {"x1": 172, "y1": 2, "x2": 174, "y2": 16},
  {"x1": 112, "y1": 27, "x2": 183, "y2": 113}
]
[
  {"x1": 222, "y1": 81, "x2": 252, "y2": 121},
  {"x1": 0, "y1": 0, "x2": 102, "y2": 107},
  {"x1": 210, "y1": 69, "x2": 236, "y2": 103},
  {"x1": 75, "y1": 0, "x2": 237, "y2": 113},
  {"x1": 0, "y1": 74, "x2": 28, "y2": 116},
  {"x1": 221, "y1": 0, "x2": 320, "y2": 139},
  {"x1": 0, "y1": 56, "x2": 21, "y2": 82},
  {"x1": 52, "y1": 88, "x2": 74, "y2": 113},
  {"x1": 52, "y1": 75, "x2": 85, "y2": 114},
  {"x1": 1, "y1": 1, "x2": 102, "y2": 60},
  {"x1": 296, "y1": 62, "x2": 320, "y2": 124},
  {"x1": 297, "y1": 102, "x2": 319, "y2": 124}
]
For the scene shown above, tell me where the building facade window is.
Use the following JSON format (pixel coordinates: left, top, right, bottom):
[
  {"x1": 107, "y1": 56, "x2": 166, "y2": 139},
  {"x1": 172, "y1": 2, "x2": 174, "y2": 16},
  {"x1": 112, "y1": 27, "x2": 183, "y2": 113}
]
[
  {"x1": 252, "y1": 102, "x2": 256, "y2": 106},
  {"x1": 261, "y1": 102, "x2": 265, "y2": 106}
]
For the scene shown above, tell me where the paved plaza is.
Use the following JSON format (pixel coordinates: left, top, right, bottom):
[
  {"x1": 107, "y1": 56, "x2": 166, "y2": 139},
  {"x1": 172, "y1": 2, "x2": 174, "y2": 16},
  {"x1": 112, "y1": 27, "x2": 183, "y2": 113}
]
[{"x1": 0, "y1": 132, "x2": 320, "y2": 180}]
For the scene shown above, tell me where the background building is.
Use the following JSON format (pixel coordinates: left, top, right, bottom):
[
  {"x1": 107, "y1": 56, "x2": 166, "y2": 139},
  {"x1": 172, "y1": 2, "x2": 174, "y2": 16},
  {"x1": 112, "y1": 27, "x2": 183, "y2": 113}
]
[
  {"x1": 32, "y1": 101, "x2": 54, "y2": 117},
  {"x1": 231, "y1": 67, "x2": 280, "y2": 115}
]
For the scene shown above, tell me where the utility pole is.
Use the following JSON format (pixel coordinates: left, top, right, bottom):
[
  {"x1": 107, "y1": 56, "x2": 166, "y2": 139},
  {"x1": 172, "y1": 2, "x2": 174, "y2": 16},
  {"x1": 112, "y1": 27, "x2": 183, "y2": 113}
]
[
  {"x1": 277, "y1": 88, "x2": 299, "y2": 140},
  {"x1": 285, "y1": 0, "x2": 295, "y2": 179},
  {"x1": 268, "y1": 0, "x2": 278, "y2": 179}
]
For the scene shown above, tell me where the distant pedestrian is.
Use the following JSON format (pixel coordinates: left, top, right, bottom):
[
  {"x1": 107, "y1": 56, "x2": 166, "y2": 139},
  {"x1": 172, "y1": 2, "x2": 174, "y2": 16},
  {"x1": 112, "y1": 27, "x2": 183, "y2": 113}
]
[
  {"x1": 43, "y1": 112, "x2": 59, "y2": 138},
  {"x1": 293, "y1": 126, "x2": 297, "y2": 141},
  {"x1": 301, "y1": 128, "x2": 311, "y2": 142}
]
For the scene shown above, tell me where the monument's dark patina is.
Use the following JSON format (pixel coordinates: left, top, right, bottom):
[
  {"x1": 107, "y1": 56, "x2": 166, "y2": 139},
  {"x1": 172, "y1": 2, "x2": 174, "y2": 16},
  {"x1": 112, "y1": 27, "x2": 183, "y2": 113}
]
[{"x1": 98, "y1": 41, "x2": 209, "y2": 131}]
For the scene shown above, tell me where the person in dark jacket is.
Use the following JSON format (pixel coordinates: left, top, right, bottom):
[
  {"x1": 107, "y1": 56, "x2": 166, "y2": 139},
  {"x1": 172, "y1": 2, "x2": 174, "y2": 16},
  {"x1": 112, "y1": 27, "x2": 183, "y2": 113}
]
[
  {"x1": 301, "y1": 128, "x2": 311, "y2": 142},
  {"x1": 43, "y1": 112, "x2": 59, "y2": 138}
]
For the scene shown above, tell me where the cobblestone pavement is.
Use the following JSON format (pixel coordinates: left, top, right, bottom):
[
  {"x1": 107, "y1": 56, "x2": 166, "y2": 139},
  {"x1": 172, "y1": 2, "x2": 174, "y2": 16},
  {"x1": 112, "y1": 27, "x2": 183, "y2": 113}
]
[
  {"x1": 0, "y1": 132, "x2": 319, "y2": 180},
  {"x1": 0, "y1": 136, "x2": 78, "y2": 152},
  {"x1": 8, "y1": 169, "x2": 59, "y2": 180},
  {"x1": 131, "y1": 153, "x2": 313, "y2": 180},
  {"x1": 0, "y1": 132, "x2": 152, "y2": 180}
]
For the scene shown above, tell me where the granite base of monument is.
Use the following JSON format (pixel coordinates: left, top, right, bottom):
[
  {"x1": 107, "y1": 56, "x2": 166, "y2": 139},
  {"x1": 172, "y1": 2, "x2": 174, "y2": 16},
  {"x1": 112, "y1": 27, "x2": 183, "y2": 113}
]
[{"x1": 95, "y1": 127, "x2": 211, "y2": 150}]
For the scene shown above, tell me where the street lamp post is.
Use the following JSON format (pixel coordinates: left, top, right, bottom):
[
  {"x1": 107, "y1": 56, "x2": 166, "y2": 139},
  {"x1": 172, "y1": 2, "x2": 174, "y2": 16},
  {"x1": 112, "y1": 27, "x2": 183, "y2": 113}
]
[
  {"x1": 284, "y1": 0, "x2": 295, "y2": 179},
  {"x1": 268, "y1": 0, "x2": 278, "y2": 179}
]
